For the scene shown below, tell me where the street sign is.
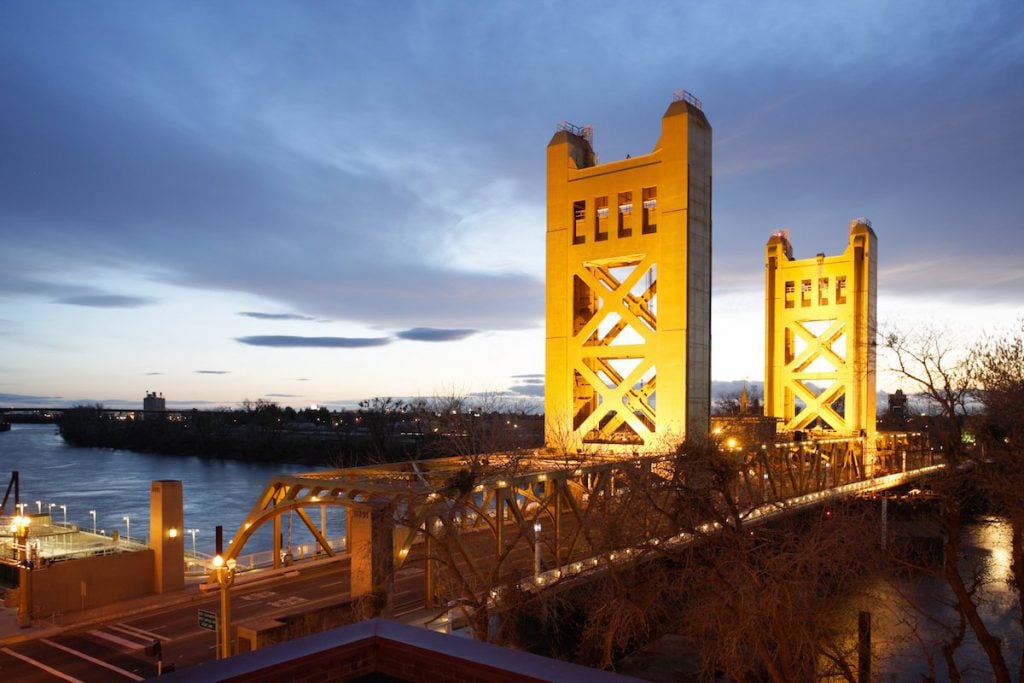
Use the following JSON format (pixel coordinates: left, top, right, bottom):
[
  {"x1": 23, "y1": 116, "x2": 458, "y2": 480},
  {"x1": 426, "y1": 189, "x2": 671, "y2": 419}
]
[{"x1": 198, "y1": 609, "x2": 218, "y2": 631}]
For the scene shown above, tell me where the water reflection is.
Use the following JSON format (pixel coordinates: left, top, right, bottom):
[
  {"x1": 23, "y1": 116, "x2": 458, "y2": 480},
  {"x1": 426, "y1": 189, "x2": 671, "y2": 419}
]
[{"x1": 843, "y1": 516, "x2": 1022, "y2": 681}]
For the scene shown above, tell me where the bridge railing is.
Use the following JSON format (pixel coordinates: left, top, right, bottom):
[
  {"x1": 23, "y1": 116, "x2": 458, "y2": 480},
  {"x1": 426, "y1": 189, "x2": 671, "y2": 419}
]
[{"x1": 185, "y1": 535, "x2": 347, "y2": 576}]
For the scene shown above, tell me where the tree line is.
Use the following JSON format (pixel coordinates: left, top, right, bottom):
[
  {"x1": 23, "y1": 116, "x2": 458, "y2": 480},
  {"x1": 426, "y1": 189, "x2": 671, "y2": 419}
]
[{"x1": 58, "y1": 394, "x2": 542, "y2": 467}]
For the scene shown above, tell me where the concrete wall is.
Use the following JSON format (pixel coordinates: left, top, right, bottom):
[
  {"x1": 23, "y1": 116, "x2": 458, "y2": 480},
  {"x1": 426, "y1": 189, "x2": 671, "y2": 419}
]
[{"x1": 29, "y1": 550, "x2": 154, "y2": 617}]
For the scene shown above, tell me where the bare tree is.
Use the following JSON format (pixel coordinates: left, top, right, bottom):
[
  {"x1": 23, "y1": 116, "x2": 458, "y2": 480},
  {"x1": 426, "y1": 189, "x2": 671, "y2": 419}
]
[{"x1": 882, "y1": 326, "x2": 975, "y2": 462}]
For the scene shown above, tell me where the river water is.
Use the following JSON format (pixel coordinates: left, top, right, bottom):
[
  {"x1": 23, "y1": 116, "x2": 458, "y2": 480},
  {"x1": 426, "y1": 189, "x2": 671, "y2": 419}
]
[
  {"x1": 858, "y1": 516, "x2": 1024, "y2": 681},
  {"x1": 0, "y1": 424, "x2": 345, "y2": 558}
]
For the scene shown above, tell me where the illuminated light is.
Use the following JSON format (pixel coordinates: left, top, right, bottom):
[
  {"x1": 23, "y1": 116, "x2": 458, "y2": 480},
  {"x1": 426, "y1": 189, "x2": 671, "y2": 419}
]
[
  {"x1": 168, "y1": 527, "x2": 178, "y2": 539},
  {"x1": 212, "y1": 554, "x2": 225, "y2": 569},
  {"x1": 726, "y1": 437, "x2": 737, "y2": 449}
]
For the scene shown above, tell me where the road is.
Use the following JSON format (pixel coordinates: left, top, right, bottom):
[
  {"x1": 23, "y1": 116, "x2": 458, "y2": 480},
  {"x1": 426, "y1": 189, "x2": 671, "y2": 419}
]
[{"x1": 0, "y1": 555, "x2": 429, "y2": 682}]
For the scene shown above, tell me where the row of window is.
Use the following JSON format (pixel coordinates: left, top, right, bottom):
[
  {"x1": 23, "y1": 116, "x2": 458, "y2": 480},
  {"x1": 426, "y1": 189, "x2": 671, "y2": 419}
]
[
  {"x1": 572, "y1": 187, "x2": 658, "y2": 244},
  {"x1": 783, "y1": 276, "x2": 847, "y2": 308}
]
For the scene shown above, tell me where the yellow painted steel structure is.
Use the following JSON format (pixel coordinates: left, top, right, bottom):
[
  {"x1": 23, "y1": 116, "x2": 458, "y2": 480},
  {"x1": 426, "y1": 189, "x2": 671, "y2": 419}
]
[
  {"x1": 218, "y1": 431, "x2": 931, "y2": 608},
  {"x1": 545, "y1": 92, "x2": 712, "y2": 453},
  {"x1": 764, "y1": 220, "x2": 877, "y2": 443}
]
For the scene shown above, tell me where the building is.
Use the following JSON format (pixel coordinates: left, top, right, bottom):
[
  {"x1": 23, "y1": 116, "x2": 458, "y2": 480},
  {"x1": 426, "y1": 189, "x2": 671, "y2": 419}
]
[
  {"x1": 544, "y1": 92, "x2": 712, "y2": 454},
  {"x1": 141, "y1": 391, "x2": 166, "y2": 420}
]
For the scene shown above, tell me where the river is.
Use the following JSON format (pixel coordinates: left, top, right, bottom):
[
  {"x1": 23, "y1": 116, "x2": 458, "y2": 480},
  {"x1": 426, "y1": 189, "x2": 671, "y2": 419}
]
[{"x1": 0, "y1": 423, "x2": 345, "y2": 558}]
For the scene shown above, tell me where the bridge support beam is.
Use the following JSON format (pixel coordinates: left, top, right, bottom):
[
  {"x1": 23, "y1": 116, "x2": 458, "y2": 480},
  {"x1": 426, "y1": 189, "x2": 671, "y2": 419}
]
[
  {"x1": 150, "y1": 480, "x2": 184, "y2": 594},
  {"x1": 348, "y1": 503, "x2": 394, "y2": 602}
]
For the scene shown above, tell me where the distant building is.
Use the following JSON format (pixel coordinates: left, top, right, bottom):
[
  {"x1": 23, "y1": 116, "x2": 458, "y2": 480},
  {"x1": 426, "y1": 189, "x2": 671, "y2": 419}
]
[
  {"x1": 141, "y1": 391, "x2": 166, "y2": 420},
  {"x1": 888, "y1": 389, "x2": 908, "y2": 419}
]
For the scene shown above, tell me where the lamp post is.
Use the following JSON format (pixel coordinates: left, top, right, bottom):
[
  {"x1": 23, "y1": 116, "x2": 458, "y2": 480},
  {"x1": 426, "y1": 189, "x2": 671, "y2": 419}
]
[
  {"x1": 188, "y1": 528, "x2": 199, "y2": 559},
  {"x1": 533, "y1": 521, "x2": 542, "y2": 579},
  {"x1": 10, "y1": 515, "x2": 31, "y2": 628},
  {"x1": 47, "y1": 503, "x2": 55, "y2": 519},
  {"x1": 60, "y1": 505, "x2": 67, "y2": 526},
  {"x1": 212, "y1": 526, "x2": 236, "y2": 659},
  {"x1": 123, "y1": 515, "x2": 131, "y2": 544},
  {"x1": 35, "y1": 500, "x2": 41, "y2": 514},
  {"x1": 89, "y1": 509, "x2": 96, "y2": 534}
]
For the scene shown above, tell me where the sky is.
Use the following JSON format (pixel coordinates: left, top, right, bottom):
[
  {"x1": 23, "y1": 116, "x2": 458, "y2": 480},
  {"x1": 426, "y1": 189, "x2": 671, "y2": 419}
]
[{"x1": 1, "y1": 1, "x2": 1022, "y2": 410}]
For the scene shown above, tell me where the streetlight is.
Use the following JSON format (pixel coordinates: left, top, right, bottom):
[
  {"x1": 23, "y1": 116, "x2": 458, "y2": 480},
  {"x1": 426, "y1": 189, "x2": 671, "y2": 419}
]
[
  {"x1": 533, "y1": 521, "x2": 542, "y2": 578},
  {"x1": 212, "y1": 526, "x2": 236, "y2": 659},
  {"x1": 89, "y1": 510, "x2": 96, "y2": 534},
  {"x1": 188, "y1": 528, "x2": 199, "y2": 559},
  {"x1": 60, "y1": 505, "x2": 67, "y2": 526},
  {"x1": 35, "y1": 500, "x2": 41, "y2": 514},
  {"x1": 9, "y1": 515, "x2": 31, "y2": 627},
  {"x1": 47, "y1": 503, "x2": 55, "y2": 519},
  {"x1": 123, "y1": 515, "x2": 131, "y2": 544}
]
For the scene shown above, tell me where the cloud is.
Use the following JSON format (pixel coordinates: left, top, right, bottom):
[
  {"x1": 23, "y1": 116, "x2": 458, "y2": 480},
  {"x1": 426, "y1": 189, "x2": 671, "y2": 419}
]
[
  {"x1": 195, "y1": 370, "x2": 230, "y2": 375},
  {"x1": 265, "y1": 393, "x2": 301, "y2": 398},
  {"x1": 238, "y1": 311, "x2": 316, "y2": 321},
  {"x1": 510, "y1": 373, "x2": 544, "y2": 379},
  {"x1": 509, "y1": 383, "x2": 544, "y2": 398},
  {"x1": 0, "y1": 392, "x2": 63, "y2": 404},
  {"x1": 293, "y1": 378, "x2": 311, "y2": 381},
  {"x1": 236, "y1": 335, "x2": 391, "y2": 348},
  {"x1": 56, "y1": 294, "x2": 158, "y2": 308},
  {"x1": 144, "y1": 372, "x2": 164, "y2": 376},
  {"x1": 395, "y1": 327, "x2": 478, "y2": 342}
]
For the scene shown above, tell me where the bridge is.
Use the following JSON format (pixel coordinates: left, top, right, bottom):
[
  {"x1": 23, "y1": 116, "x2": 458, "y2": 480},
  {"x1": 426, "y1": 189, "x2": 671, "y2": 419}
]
[{"x1": 219, "y1": 430, "x2": 940, "y2": 618}]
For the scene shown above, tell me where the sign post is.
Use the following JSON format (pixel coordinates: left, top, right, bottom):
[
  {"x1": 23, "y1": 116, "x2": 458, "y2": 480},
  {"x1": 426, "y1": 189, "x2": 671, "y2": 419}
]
[{"x1": 199, "y1": 608, "x2": 218, "y2": 658}]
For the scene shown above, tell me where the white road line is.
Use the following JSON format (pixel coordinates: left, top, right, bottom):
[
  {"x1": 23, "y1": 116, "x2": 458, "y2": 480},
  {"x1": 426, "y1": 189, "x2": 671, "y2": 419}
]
[
  {"x1": 40, "y1": 639, "x2": 145, "y2": 681},
  {"x1": 109, "y1": 623, "x2": 163, "y2": 641},
  {"x1": 88, "y1": 629, "x2": 144, "y2": 651},
  {"x1": 1, "y1": 646, "x2": 84, "y2": 683}
]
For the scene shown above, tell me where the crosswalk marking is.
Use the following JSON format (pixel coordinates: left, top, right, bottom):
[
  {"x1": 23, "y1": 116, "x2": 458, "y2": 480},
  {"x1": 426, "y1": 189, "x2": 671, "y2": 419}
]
[
  {"x1": 109, "y1": 622, "x2": 164, "y2": 641},
  {"x1": 88, "y1": 628, "x2": 146, "y2": 651},
  {"x1": 40, "y1": 639, "x2": 145, "y2": 681},
  {"x1": 2, "y1": 646, "x2": 84, "y2": 683}
]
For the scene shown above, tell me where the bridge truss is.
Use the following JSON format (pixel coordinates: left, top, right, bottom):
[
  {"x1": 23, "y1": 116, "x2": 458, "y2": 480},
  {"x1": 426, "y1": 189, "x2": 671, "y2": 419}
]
[{"x1": 223, "y1": 431, "x2": 934, "y2": 611}]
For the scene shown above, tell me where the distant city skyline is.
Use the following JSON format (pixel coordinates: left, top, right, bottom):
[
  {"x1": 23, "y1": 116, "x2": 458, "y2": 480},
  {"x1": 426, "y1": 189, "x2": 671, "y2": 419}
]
[{"x1": 2, "y1": 1, "x2": 1022, "y2": 410}]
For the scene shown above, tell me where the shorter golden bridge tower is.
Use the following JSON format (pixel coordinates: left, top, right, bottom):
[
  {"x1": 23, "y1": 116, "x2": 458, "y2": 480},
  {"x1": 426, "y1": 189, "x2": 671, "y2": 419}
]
[
  {"x1": 545, "y1": 92, "x2": 712, "y2": 453},
  {"x1": 764, "y1": 220, "x2": 877, "y2": 443}
]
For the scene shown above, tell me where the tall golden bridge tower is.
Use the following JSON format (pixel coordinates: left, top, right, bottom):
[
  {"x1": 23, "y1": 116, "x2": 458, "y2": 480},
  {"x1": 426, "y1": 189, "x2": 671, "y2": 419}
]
[
  {"x1": 764, "y1": 220, "x2": 877, "y2": 442},
  {"x1": 545, "y1": 92, "x2": 712, "y2": 453}
]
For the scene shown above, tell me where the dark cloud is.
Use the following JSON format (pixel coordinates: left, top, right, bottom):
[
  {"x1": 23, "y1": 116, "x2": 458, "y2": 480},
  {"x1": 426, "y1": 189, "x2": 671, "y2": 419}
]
[
  {"x1": 511, "y1": 373, "x2": 544, "y2": 379},
  {"x1": 238, "y1": 311, "x2": 316, "y2": 321},
  {"x1": 508, "y1": 383, "x2": 544, "y2": 398},
  {"x1": 395, "y1": 327, "x2": 478, "y2": 342},
  {"x1": 236, "y1": 335, "x2": 391, "y2": 348},
  {"x1": 195, "y1": 370, "x2": 230, "y2": 375},
  {"x1": 56, "y1": 294, "x2": 157, "y2": 308},
  {"x1": 144, "y1": 372, "x2": 164, "y2": 376},
  {"x1": 0, "y1": 392, "x2": 63, "y2": 404}
]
